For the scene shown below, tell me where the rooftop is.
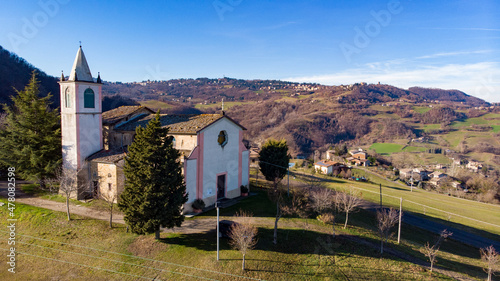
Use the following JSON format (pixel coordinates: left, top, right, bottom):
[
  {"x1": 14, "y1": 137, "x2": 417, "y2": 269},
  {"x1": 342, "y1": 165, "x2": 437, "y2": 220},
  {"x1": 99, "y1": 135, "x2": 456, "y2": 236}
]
[
  {"x1": 87, "y1": 147, "x2": 127, "y2": 163},
  {"x1": 69, "y1": 46, "x2": 93, "y2": 82},
  {"x1": 115, "y1": 113, "x2": 227, "y2": 134},
  {"x1": 102, "y1": 106, "x2": 153, "y2": 125}
]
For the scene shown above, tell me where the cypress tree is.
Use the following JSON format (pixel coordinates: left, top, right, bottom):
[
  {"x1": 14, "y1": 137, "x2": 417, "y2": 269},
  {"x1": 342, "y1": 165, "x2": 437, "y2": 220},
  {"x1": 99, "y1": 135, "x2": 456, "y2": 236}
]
[
  {"x1": 0, "y1": 71, "x2": 61, "y2": 187},
  {"x1": 118, "y1": 112, "x2": 188, "y2": 239}
]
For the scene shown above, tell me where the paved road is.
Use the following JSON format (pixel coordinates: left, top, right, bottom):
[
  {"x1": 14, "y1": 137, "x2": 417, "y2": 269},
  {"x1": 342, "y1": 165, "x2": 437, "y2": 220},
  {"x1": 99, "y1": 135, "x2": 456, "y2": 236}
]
[{"x1": 290, "y1": 171, "x2": 500, "y2": 250}]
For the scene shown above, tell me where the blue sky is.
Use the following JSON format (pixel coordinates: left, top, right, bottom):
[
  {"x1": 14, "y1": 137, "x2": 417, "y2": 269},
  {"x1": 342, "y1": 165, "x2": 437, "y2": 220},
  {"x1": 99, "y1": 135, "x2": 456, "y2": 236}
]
[{"x1": 1, "y1": 0, "x2": 499, "y2": 102}]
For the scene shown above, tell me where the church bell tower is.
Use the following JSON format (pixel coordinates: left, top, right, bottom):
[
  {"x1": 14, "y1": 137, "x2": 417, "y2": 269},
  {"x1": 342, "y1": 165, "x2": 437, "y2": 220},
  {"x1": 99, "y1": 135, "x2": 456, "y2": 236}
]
[{"x1": 59, "y1": 46, "x2": 103, "y2": 177}]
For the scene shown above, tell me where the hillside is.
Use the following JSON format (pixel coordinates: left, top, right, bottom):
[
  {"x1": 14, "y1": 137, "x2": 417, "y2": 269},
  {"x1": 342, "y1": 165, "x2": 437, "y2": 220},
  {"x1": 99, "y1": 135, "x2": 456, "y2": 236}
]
[
  {"x1": 0, "y1": 46, "x2": 60, "y2": 108},
  {"x1": 1, "y1": 45, "x2": 497, "y2": 162}
]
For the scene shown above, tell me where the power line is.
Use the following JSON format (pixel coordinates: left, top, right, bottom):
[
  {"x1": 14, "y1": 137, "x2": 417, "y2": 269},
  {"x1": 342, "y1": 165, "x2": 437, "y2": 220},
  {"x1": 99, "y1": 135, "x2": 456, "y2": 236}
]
[
  {"x1": 19, "y1": 241, "x2": 220, "y2": 281},
  {"x1": 2, "y1": 232, "x2": 264, "y2": 281},
  {"x1": 1, "y1": 248, "x2": 159, "y2": 280}
]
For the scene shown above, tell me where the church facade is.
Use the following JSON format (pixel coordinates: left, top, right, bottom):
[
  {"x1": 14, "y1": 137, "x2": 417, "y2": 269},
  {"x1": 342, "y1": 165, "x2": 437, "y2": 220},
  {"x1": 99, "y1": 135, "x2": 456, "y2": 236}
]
[{"x1": 60, "y1": 47, "x2": 250, "y2": 212}]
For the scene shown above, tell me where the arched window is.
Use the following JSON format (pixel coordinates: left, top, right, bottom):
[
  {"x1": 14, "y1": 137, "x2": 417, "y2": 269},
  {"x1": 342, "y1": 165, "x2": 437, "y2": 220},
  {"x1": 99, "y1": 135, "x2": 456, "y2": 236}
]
[
  {"x1": 65, "y1": 87, "x2": 71, "y2": 108},
  {"x1": 172, "y1": 137, "x2": 176, "y2": 148},
  {"x1": 218, "y1": 130, "x2": 228, "y2": 147},
  {"x1": 84, "y1": 88, "x2": 95, "y2": 108}
]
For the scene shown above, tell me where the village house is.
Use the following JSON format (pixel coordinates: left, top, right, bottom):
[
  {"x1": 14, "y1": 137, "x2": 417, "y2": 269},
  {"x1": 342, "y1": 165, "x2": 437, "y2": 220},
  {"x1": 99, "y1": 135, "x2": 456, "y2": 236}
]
[
  {"x1": 59, "y1": 47, "x2": 250, "y2": 212},
  {"x1": 346, "y1": 149, "x2": 370, "y2": 167},
  {"x1": 314, "y1": 160, "x2": 349, "y2": 175},
  {"x1": 429, "y1": 171, "x2": 448, "y2": 186},
  {"x1": 466, "y1": 160, "x2": 482, "y2": 173}
]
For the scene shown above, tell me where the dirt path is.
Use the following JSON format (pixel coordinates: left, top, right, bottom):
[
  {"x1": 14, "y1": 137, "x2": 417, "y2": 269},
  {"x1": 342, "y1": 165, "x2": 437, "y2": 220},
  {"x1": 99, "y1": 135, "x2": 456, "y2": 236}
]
[{"x1": 0, "y1": 181, "x2": 222, "y2": 234}]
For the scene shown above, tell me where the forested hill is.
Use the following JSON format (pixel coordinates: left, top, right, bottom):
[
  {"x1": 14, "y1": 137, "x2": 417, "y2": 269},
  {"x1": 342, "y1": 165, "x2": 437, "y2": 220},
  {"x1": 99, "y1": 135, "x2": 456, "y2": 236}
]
[
  {"x1": 0, "y1": 45, "x2": 60, "y2": 108},
  {"x1": 0, "y1": 44, "x2": 490, "y2": 111}
]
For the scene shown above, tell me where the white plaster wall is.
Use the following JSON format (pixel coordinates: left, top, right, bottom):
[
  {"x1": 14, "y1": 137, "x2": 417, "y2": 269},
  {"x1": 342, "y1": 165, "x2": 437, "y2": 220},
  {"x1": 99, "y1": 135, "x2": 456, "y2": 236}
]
[
  {"x1": 241, "y1": 150, "x2": 249, "y2": 187},
  {"x1": 185, "y1": 159, "x2": 197, "y2": 203},
  {"x1": 78, "y1": 113, "x2": 102, "y2": 165},
  {"x1": 60, "y1": 81, "x2": 102, "y2": 170},
  {"x1": 61, "y1": 113, "x2": 77, "y2": 169},
  {"x1": 60, "y1": 83, "x2": 76, "y2": 114},
  {"x1": 201, "y1": 118, "x2": 242, "y2": 200}
]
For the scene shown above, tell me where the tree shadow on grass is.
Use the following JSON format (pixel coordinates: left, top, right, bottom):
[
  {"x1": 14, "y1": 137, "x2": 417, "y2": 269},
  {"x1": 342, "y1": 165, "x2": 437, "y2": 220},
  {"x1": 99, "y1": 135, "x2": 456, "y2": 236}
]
[{"x1": 158, "y1": 225, "x2": 487, "y2": 280}]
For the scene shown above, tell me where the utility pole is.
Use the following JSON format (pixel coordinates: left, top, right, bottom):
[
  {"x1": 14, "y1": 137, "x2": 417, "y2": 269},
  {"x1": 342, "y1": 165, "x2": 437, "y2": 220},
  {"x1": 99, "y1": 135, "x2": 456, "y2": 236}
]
[
  {"x1": 216, "y1": 201, "x2": 220, "y2": 261},
  {"x1": 410, "y1": 171, "x2": 413, "y2": 192},
  {"x1": 379, "y1": 184, "x2": 382, "y2": 209},
  {"x1": 398, "y1": 197, "x2": 402, "y2": 244},
  {"x1": 287, "y1": 167, "x2": 290, "y2": 197}
]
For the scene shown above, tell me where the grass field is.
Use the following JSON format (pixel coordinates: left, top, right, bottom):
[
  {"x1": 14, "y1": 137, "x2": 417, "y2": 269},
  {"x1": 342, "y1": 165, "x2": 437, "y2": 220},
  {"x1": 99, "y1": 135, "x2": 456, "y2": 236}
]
[
  {"x1": 0, "y1": 193, "x2": 459, "y2": 281},
  {"x1": 309, "y1": 169, "x2": 500, "y2": 239},
  {"x1": 422, "y1": 124, "x2": 441, "y2": 132},
  {"x1": 492, "y1": 125, "x2": 500, "y2": 133},
  {"x1": 370, "y1": 143, "x2": 405, "y2": 155},
  {"x1": 413, "y1": 106, "x2": 433, "y2": 114}
]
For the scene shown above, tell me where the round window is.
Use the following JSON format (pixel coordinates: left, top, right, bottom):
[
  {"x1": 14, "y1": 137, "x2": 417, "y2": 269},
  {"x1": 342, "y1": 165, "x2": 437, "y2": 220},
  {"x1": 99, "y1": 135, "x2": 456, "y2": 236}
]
[{"x1": 218, "y1": 130, "x2": 228, "y2": 147}]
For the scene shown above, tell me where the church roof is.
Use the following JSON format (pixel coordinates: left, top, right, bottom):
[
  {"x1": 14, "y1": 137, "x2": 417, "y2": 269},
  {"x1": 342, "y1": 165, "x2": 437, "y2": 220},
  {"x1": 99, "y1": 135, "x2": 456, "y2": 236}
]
[
  {"x1": 102, "y1": 106, "x2": 154, "y2": 125},
  {"x1": 69, "y1": 46, "x2": 94, "y2": 82},
  {"x1": 115, "y1": 113, "x2": 242, "y2": 134},
  {"x1": 87, "y1": 147, "x2": 127, "y2": 163}
]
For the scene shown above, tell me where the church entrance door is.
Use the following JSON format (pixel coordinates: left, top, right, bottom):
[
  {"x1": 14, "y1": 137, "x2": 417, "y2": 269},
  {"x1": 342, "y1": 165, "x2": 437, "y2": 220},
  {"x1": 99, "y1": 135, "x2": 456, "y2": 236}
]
[{"x1": 217, "y1": 174, "x2": 226, "y2": 199}]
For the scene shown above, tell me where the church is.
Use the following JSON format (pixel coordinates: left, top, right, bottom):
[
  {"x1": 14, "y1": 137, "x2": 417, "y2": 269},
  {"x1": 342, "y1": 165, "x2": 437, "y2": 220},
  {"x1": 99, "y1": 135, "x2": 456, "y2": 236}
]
[{"x1": 59, "y1": 46, "x2": 250, "y2": 212}]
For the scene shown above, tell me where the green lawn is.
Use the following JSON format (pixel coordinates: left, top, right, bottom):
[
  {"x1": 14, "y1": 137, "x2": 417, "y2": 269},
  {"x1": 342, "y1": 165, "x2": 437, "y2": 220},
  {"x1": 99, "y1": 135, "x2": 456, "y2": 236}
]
[
  {"x1": 370, "y1": 143, "x2": 405, "y2": 155},
  {"x1": 492, "y1": 125, "x2": 500, "y2": 133},
  {"x1": 413, "y1": 106, "x2": 432, "y2": 114}
]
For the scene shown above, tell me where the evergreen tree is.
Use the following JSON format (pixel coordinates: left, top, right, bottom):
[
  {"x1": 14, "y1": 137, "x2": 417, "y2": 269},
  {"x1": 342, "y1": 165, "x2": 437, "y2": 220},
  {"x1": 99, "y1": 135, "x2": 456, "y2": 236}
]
[
  {"x1": 0, "y1": 71, "x2": 61, "y2": 187},
  {"x1": 118, "y1": 112, "x2": 187, "y2": 239},
  {"x1": 258, "y1": 139, "x2": 290, "y2": 184},
  {"x1": 258, "y1": 138, "x2": 289, "y2": 244}
]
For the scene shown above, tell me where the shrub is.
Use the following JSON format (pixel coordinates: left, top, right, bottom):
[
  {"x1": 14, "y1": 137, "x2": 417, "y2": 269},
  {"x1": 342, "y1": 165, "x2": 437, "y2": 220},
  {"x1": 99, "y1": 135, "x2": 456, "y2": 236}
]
[
  {"x1": 240, "y1": 185, "x2": 249, "y2": 193},
  {"x1": 317, "y1": 213, "x2": 335, "y2": 224},
  {"x1": 192, "y1": 199, "x2": 205, "y2": 210}
]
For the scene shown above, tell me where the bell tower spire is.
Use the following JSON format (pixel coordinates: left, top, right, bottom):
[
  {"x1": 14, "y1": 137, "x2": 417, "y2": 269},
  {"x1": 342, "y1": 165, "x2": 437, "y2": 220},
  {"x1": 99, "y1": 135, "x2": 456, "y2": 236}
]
[{"x1": 59, "y1": 46, "x2": 103, "y2": 199}]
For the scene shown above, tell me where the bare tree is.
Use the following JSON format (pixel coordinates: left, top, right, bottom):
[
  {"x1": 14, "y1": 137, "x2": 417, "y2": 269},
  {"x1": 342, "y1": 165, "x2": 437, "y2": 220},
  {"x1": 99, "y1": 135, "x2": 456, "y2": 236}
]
[
  {"x1": 229, "y1": 211, "x2": 258, "y2": 271},
  {"x1": 422, "y1": 242, "x2": 439, "y2": 273},
  {"x1": 311, "y1": 188, "x2": 336, "y2": 237},
  {"x1": 281, "y1": 186, "x2": 311, "y2": 229},
  {"x1": 421, "y1": 229, "x2": 453, "y2": 274},
  {"x1": 377, "y1": 208, "x2": 400, "y2": 254},
  {"x1": 480, "y1": 245, "x2": 498, "y2": 281},
  {"x1": 56, "y1": 167, "x2": 81, "y2": 221},
  {"x1": 310, "y1": 188, "x2": 334, "y2": 214},
  {"x1": 100, "y1": 190, "x2": 118, "y2": 228},
  {"x1": 335, "y1": 187, "x2": 362, "y2": 229}
]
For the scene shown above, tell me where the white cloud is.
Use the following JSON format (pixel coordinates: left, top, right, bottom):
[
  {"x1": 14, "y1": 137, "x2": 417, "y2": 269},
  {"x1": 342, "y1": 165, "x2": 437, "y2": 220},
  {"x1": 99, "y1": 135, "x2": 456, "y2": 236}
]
[
  {"x1": 416, "y1": 50, "x2": 492, "y2": 60},
  {"x1": 285, "y1": 62, "x2": 500, "y2": 102}
]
